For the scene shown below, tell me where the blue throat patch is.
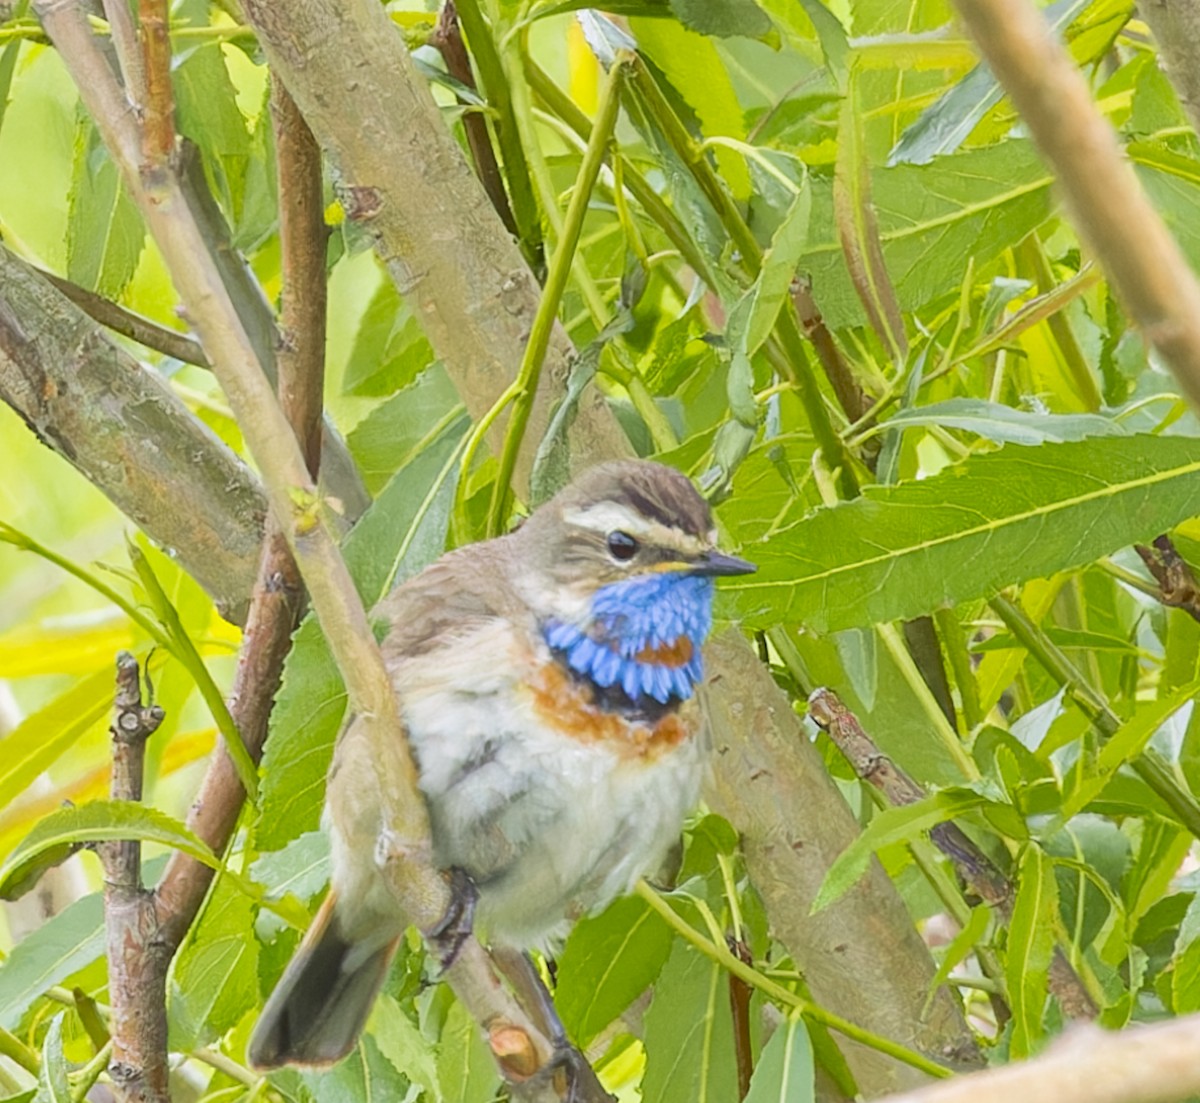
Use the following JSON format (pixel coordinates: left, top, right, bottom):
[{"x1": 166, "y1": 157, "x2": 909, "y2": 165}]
[{"x1": 544, "y1": 572, "x2": 714, "y2": 705}]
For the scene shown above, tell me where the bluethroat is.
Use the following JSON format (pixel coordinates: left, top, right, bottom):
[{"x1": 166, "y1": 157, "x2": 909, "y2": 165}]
[{"x1": 249, "y1": 459, "x2": 755, "y2": 1069}]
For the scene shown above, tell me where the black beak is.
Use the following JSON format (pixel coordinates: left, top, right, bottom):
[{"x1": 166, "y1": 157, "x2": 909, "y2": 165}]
[{"x1": 691, "y1": 550, "x2": 757, "y2": 577}]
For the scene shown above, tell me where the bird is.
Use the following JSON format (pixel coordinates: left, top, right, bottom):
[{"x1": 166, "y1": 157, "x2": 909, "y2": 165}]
[{"x1": 248, "y1": 459, "x2": 755, "y2": 1073}]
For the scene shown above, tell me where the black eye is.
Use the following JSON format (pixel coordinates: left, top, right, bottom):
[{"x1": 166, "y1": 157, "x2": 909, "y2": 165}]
[{"x1": 607, "y1": 531, "x2": 639, "y2": 561}]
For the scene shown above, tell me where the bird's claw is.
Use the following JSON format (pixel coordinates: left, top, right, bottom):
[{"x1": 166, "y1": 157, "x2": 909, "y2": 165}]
[
  {"x1": 428, "y1": 866, "x2": 477, "y2": 972},
  {"x1": 543, "y1": 1040, "x2": 614, "y2": 1103}
]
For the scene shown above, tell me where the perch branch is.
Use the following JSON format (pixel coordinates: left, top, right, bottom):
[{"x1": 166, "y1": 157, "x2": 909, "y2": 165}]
[{"x1": 947, "y1": 0, "x2": 1200, "y2": 412}]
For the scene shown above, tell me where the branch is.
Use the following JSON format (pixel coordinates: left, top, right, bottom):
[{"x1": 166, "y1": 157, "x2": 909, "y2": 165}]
[
  {"x1": 879, "y1": 1016, "x2": 1200, "y2": 1103},
  {"x1": 99, "y1": 653, "x2": 167, "y2": 1102},
  {"x1": 808, "y1": 687, "x2": 1098, "y2": 1023},
  {"x1": 429, "y1": 0, "x2": 518, "y2": 238},
  {"x1": 37, "y1": 268, "x2": 210, "y2": 366},
  {"x1": 0, "y1": 243, "x2": 266, "y2": 623},
  {"x1": 947, "y1": 0, "x2": 1200, "y2": 412}
]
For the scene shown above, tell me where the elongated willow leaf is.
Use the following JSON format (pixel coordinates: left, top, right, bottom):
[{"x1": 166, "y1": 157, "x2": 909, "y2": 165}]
[
  {"x1": 725, "y1": 434, "x2": 1200, "y2": 630},
  {"x1": 0, "y1": 801, "x2": 217, "y2": 901}
]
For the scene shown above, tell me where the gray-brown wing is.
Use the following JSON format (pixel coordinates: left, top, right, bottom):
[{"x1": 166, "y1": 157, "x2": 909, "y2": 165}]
[{"x1": 372, "y1": 538, "x2": 527, "y2": 662}]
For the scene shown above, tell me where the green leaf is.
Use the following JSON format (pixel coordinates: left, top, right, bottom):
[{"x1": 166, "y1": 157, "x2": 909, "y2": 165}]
[
  {"x1": 169, "y1": 873, "x2": 259, "y2": 1050},
  {"x1": 879, "y1": 399, "x2": 1128, "y2": 447},
  {"x1": 66, "y1": 114, "x2": 144, "y2": 296},
  {"x1": 556, "y1": 895, "x2": 674, "y2": 1046},
  {"x1": 888, "y1": 0, "x2": 1089, "y2": 166},
  {"x1": 277, "y1": 1033, "x2": 410, "y2": 1103},
  {"x1": 802, "y1": 141, "x2": 1053, "y2": 329},
  {"x1": 743, "y1": 1016, "x2": 814, "y2": 1103},
  {"x1": 759, "y1": 0, "x2": 848, "y2": 84},
  {"x1": 368, "y1": 994, "x2": 441, "y2": 1099},
  {"x1": 433, "y1": 997, "x2": 499, "y2": 1103},
  {"x1": 32, "y1": 1015, "x2": 68, "y2": 1103},
  {"x1": 251, "y1": 830, "x2": 331, "y2": 905},
  {"x1": 742, "y1": 178, "x2": 811, "y2": 358},
  {"x1": 1172, "y1": 891, "x2": 1200, "y2": 1012},
  {"x1": 1060, "y1": 679, "x2": 1200, "y2": 820},
  {"x1": 0, "y1": 891, "x2": 103, "y2": 1030},
  {"x1": 811, "y1": 788, "x2": 993, "y2": 912},
  {"x1": 0, "y1": 38, "x2": 21, "y2": 140},
  {"x1": 257, "y1": 431, "x2": 463, "y2": 850},
  {"x1": 668, "y1": 0, "x2": 773, "y2": 40},
  {"x1": 0, "y1": 667, "x2": 113, "y2": 811},
  {"x1": 641, "y1": 938, "x2": 738, "y2": 1103},
  {"x1": 726, "y1": 435, "x2": 1200, "y2": 632},
  {"x1": 1006, "y1": 844, "x2": 1058, "y2": 1058},
  {"x1": 631, "y1": 18, "x2": 753, "y2": 201},
  {"x1": 346, "y1": 367, "x2": 465, "y2": 494},
  {"x1": 341, "y1": 278, "x2": 435, "y2": 398},
  {"x1": 0, "y1": 801, "x2": 218, "y2": 901}
]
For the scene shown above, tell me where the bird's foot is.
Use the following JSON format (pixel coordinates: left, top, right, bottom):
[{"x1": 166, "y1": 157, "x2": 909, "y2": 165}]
[
  {"x1": 543, "y1": 1041, "x2": 614, "y2": 1103},
  {"x1": 427, "y1": 866, "x2": 477, "y2": 972}
]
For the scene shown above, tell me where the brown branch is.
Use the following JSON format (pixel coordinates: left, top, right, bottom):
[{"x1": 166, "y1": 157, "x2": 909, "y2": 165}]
[
  {"x1": 99, "y1": 653, "x2": 167, "y2": 1103},
  {"x1": 791, "y1": 275, "x2": 868, "y2": 425},
  {"x1": 136, "y1": 0, "x2": 175, "y2": 168},
  {"x1": 879, "y1": 1015, "x2": 1200, "y2": 1103},
  {"x1": 269, "y1": 78, "x2": 327, "y2": 478},
  {"x1": 1135, "y1": 536, "x2": 1200, "y2": 623},
  {"x1": 947, "y1": 0, "x2": 1200, "y2": 413},
  {"x1": 430, "y1": 0, "x2": 518, "y2": 238},
  {"x1": 728, "y1": 937, "x2": 754, "y2": 1100},
  {"x1": 808, "y1": 688, "x2": 1098, "y2": 1023}
]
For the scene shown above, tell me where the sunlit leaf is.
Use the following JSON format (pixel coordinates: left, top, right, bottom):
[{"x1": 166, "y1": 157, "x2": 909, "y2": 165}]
[
  {"x1": 743, "y1": 1015, "x2": 814, "y2": 1103},
  {"x1": 0, "y1": 801, "x2": 217, "y2": 901},
  {"x1": 642, "y1": 938, "x2": 738, "y2": 1103},
  {"x1": 726, "y1": 435, "x2": 1200, "y2": 631}
]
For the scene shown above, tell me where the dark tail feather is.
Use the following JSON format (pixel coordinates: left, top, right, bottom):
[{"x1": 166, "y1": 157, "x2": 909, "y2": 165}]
[{"x1": 248, "y1": 891, "x2": 399, "y2": 1069}]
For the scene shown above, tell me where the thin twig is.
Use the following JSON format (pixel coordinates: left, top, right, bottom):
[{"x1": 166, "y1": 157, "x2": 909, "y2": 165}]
[
  {"x1": 430, "y1": 0, "x2": 517, "y2": 237},
  {"x1": 808, "y1": 688, "x2": 1098, "y2": 1022},
  {"x1": 100, "y1": 0, "x2": 144, "y2": 103},
  {"x1": 269, "y1": 77, "x2": 327, "y2": 477},
  {"x1": 791, "y1": 275, "x2": 868, "y2": 425},
  {"x1": 100, "y1": 652, "x2": 168, "y2": 1103},
  {"x1": 486, "y1": 53, "x2": 629, "y2": 535}
]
